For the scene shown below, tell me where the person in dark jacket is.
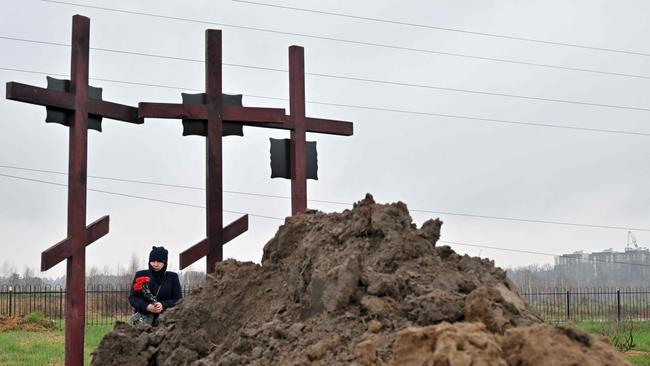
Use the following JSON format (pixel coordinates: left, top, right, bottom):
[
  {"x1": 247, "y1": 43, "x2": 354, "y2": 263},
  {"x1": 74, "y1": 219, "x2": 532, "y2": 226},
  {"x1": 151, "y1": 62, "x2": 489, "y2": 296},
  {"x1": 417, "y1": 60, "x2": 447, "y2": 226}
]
[{"x1": 129, "y1": 246, "x2": 182, "y2": 325}]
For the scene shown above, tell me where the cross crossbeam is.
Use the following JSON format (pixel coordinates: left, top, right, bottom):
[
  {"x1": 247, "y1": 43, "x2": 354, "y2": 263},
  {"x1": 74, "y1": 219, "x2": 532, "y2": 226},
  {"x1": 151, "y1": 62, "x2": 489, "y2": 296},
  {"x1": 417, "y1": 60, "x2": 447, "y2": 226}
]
[
  {"x1": 6, "y1": 82, "x2": 139, "y2": 122},
  {"x1": 5, "y1": 15, "x2": 141, "y2": 366},
  {"x1": 40, "y1": 215, "x2": 109, "y2": 271},
  {"x1": 139, "y1": 103, "x2": 286, "y2": 123}
]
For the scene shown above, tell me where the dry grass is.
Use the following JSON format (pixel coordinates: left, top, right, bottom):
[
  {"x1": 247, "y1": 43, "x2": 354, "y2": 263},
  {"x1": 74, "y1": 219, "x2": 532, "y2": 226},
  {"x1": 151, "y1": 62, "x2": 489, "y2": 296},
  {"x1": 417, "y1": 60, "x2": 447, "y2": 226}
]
[{"x1": 0, "y1": 313, "x2": 55, "y2": 332}]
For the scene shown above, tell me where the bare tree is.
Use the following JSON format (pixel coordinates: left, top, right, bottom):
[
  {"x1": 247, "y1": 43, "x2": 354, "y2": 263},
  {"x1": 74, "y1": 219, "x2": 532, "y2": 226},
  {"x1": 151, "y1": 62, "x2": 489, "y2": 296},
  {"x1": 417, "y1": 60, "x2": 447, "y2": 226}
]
[
  {"x1": 181, "y1": 271, "x2": 206, "y2": 289},
  {"x1": 87, "y1": 265, "x2": 99, "y2": 287}
]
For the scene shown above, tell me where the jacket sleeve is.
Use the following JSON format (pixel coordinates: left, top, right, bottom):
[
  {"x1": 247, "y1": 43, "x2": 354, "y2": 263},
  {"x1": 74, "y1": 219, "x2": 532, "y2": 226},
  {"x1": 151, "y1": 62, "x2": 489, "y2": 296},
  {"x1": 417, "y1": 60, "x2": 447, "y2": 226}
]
[
  {"x1": 128, "y1": 273, "x2": 150, "y2": 314},
  {"x1": 161, "y1": 273, "x2": 183, "y2": 309}
]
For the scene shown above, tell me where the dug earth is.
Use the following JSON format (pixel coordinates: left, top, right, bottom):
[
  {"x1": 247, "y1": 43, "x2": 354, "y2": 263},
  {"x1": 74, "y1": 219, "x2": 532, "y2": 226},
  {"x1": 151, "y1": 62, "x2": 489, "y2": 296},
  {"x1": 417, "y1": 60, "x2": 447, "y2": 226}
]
[{"x1": 92, "y1": 194, "x2": 629, "y2": 366}]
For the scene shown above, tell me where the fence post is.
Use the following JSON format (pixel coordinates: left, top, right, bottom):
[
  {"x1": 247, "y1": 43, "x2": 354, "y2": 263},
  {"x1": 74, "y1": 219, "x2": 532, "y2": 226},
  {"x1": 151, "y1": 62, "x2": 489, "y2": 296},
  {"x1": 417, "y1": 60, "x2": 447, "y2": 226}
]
[
  {"x1": 8, "y1": 286, "x2": 12, "y2": 317},
  {"x1": 617, "y1": 289, "x2": 621, "y2": 322},
  {"x1": 44, "y1": 285, "x2": 48, "y2": 319},
  {"x1": 14, "y1": 286, "x2": 18, "y2": 317},
  {"x1": 566, "y1": 290, "x2": 570, "y2": 321},
  {"x1": 59, "y1": 286, "x2": 63, "y2": 325}
]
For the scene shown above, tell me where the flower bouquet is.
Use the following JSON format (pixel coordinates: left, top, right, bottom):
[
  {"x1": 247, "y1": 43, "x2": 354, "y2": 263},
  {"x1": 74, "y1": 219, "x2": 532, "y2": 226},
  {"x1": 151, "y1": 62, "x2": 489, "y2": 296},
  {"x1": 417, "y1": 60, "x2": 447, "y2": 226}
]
[
  {"x1": 131, "y1": 276, "x2": 157, "y2": 326},
  {"x1": 134, "y1": 276, "x2": 157, "y2": 303}
]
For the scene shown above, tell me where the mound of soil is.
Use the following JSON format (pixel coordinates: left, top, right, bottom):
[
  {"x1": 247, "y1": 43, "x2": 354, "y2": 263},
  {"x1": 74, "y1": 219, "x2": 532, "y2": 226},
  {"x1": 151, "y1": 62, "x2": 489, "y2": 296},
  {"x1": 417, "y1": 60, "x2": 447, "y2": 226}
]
[
  {"x1": 92, "y1": 194, "x2": 629, "y2": 365},
  {"x1": 0, "y1": 315, "x2": 23, "y2": 331},
  {"x1": 0, "y1": 314, "x2": 56, "y2": 332}
]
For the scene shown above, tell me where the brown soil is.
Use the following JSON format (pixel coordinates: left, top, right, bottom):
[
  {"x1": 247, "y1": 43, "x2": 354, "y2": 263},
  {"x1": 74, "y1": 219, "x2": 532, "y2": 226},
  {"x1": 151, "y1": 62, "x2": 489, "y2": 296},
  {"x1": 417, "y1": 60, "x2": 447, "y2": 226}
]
[
  {"x1": 0, "y1": 314, "x2": 55, "y2": 332},
  {"x1": 625, "y1": 350, "x2": 650, "y2": 356},
  {"x1": 92, "y1": 194, "x2": 629, "y2": 365},
  {"x1": 0, "y1": 315, "x2": 23, "y2": 331}
]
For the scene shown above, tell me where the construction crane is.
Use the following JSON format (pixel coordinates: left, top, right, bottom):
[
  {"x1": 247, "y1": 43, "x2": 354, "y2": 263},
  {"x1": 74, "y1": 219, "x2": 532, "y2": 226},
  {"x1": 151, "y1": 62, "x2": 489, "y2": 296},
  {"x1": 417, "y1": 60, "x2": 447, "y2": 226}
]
[{"x1": 628, "y1": 230, "x2": 639, "y2": 249}]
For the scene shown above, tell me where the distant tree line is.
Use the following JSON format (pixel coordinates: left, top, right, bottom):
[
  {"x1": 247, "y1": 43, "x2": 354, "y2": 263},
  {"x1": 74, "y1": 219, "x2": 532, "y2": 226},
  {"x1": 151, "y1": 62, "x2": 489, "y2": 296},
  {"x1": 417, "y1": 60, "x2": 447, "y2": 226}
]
[
  {"x1": 507, "y1": 261, "x2": 650, "y2": 290},
  {"x1": 0, "y1": 254, "x2": 206, "y2": 289},
  {"x1": 5, "y1": 258, "x2": 647, "y2": 292}
]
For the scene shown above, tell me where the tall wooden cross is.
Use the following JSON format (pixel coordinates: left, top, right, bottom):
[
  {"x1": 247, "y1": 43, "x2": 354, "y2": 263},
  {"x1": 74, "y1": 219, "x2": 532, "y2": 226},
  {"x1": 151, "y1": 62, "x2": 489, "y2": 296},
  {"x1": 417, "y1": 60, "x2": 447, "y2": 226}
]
[
  {"x1": 5, "y1": 15, "x2": 141, "y2": 366},
  {"x1": 139, "y1": 29, "x2": 287, "y2": 273},
  {"x1": 141, "y1": 31, "x2": 353, "y2": 272},
  {"x1": 246, "y1": 46, "x2": 353, "y2": 215}
]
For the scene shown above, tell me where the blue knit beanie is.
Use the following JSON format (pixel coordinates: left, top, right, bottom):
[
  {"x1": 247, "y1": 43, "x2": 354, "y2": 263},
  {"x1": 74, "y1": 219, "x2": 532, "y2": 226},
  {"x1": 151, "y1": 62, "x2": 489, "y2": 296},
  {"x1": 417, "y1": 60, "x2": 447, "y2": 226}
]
[{"x1": 149, "y1": 246, "x2": 168, "y2": 263}]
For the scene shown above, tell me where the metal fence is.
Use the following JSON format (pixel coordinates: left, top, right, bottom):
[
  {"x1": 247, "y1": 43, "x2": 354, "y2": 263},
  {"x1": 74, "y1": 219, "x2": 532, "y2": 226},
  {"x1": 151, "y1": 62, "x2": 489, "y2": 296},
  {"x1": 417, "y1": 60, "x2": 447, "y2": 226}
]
[
  {"x1": 5, "y1": 285, "x2": 650, "y2": 326},
  {"x1": 520, "y1": 287, "x2": 650, "y2": 323},
  {"x1": 0, "y1": 284, "x2": 194, "y2": 328}
]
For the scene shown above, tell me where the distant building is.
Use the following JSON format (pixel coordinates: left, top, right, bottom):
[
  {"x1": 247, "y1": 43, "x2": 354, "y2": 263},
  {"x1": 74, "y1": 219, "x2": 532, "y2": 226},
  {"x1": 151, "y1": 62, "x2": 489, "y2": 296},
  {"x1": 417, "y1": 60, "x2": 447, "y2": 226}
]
[
  {"x1": 554, "y1": 246, "x2": 650, "y2": 285},
  {"x1": 555, "y1": 251, "x2": 589, "y2": 266},
  {"x1": 591, "y1": 246, "x2": 650, "y2": 265}
]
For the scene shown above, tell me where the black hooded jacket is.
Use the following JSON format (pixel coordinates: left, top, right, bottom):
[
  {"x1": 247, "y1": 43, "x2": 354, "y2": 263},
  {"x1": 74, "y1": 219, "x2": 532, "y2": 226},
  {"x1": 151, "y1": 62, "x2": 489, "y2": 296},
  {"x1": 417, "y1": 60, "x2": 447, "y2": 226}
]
[{"x1": 128, "y1": 263, "x2": 182, "y2": 314}]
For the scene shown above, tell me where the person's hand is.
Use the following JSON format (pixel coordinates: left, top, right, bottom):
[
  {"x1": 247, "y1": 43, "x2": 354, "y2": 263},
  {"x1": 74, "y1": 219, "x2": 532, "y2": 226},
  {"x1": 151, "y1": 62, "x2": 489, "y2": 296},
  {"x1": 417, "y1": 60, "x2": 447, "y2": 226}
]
[
  {"x1": 146, "y1": 304, "x2": 157, "y2": 313},
  {"x1": 154, "y1": 302, "x2": 163, "y2": 313}
]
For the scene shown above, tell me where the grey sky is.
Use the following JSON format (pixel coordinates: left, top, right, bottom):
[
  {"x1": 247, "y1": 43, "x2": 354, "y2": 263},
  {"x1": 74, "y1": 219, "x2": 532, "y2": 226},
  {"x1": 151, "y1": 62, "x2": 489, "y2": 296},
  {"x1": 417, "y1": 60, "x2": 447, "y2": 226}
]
[{"x1": 1, "y1": 0, "x2": 649, "y2": 277}]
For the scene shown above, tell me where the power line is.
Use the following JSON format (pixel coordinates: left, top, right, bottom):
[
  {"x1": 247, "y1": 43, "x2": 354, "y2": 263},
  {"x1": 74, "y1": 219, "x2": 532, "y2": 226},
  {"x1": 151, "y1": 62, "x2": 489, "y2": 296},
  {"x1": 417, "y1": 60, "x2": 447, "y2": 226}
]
[
  {"x1": 1, "y1": 164, "x2": 649, "y2": 233},
  {"x1": 299, "y1": 99, "x2": 650, "y2": 137},
  {"x1": 247, "y1": 91, "x2": 650, "y2": 136},
  {"x1": 0, "y1": 66, "x2": 202, "y2": 91},
  {"x1": 5, "y1": 35, "x2": 650, "y2": 113},
  {"x1": 408, "y1": 209, "x2": 650, "y2": 233},
  {"x1": 3, "y1": 66, "x2": 649, "y2": 137},
  {"x1": 439, "y1": 240, "x2": 650, "y2": 268},
  {"x1": 0, "y1": 164, "x2": 205, "y2": 191},
  {"x1": 0, "y1": 171, "x2": 648, "y2": 269},
  {"x1": 40, "y1": 1, "x2": 650, "y2": 73},
  {"x1": 0, "y1": 172, "x2": 285, "y2": 221},
  {"x1": 5, "y1": 31, "x2": 650, "y2": 82},
  {"x1": 299, "y1": 74, "x2": 650, "y2": 113},
  {"x1": 231, "y1": 0, "x2": 650, "y2": 58}
]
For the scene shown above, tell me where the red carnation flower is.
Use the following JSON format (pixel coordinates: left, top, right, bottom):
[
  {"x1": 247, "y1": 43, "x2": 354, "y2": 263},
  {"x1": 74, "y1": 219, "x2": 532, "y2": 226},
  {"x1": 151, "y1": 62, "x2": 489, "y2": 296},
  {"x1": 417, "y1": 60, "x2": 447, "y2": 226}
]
[
  {"x1": 133, "y1": 276, "x2": 150, "y2": 291},
  {"x1": 135, "y1": 276, "x2": 150, "y2": 284}
]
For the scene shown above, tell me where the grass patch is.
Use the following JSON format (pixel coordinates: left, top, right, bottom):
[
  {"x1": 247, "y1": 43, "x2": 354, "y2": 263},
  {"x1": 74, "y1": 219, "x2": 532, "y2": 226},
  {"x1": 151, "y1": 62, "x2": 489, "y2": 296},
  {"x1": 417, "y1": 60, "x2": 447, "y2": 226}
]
[
  {"x1": 626, "y1": 352, "x2": 650, "y2": 366},
  {"x1": 574, "y1": 321, "x2": 650, "y2": 365},
  {"x1": 0, "y1": 324, "x2": 114, "y2": 366},
  {"x1": 24, "y1": 311, "x2": 56, "y2": 330}
]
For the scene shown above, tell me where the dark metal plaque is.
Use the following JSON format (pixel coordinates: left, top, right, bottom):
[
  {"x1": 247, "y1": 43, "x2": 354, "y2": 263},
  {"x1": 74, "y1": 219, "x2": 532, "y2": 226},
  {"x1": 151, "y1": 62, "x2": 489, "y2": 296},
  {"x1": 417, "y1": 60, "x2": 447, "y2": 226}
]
[
  {"x1": 270, "y1": 138, "x2": 317, "y2": 180},
  {"x1": 306, "y1": 141, "x2": 318, "y2": 180},
  {"x1": 181, "y1": 92, "x2": 244, "y2": 136},
  {"x1": 45, "y1": 76, "x2": 103, "y2": 131}
]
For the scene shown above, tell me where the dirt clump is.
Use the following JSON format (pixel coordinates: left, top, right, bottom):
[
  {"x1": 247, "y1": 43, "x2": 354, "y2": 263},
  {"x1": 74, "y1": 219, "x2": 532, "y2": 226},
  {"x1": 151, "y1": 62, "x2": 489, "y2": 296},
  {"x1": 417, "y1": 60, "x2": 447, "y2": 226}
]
[
  {"x1": 92, "y1": 194, "x2": 628, "y2": 365},
  {"x1": 0, "y1": 315, "x2": 23, "y2": 331},
  {"x1": 0, "y1": 312, "x2": 56, "y2": 332}
]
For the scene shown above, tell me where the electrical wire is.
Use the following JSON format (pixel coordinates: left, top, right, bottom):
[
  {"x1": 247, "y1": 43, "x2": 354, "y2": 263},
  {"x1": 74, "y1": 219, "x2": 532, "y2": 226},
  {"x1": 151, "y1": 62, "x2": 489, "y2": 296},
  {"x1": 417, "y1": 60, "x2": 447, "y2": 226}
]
[
  {"x1": 439, "y1": 240, "x2": 650, "y2": 268},
  {"x1": 0, "y1": 172, "x2": 286, "y2": 221},
  {"x1": 231, "y1": 0, "x2": 650, "y2": 58},
  {"x1": 5, "y1": 31, "x2": 650, "y2": 81},
  {"x1": 294, "y1": 74, "x2": 650, "y2": 113},
  {"x1": 4, "y1": 35, "x2": 650, "y2": 113},
  {"x1": 1, "y1": 164, "x2": 649, "y2": 233},
  {"x1": 0, "y1": 171, "x2": 648, "y2": 268},
  {"x1": 2, "y1": 66, "x2": 650, "y2": 137},
  {"x1": 41, "y1": 0, "x2": 650, "y2": 60}
]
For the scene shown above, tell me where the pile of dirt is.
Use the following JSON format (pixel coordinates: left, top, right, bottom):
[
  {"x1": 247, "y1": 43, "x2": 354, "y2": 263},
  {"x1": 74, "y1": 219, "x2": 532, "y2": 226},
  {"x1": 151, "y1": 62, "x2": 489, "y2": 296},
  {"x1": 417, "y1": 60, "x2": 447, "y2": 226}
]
[
  {"x1": 0, "y1": 315, "x2": 23, "y2": 331},
  {"x1": 92, "y1": 194, "x2": 629, "y2": 365},
  {"x1": 0, "y1": 313, "x2": 56, "y2": 332}
]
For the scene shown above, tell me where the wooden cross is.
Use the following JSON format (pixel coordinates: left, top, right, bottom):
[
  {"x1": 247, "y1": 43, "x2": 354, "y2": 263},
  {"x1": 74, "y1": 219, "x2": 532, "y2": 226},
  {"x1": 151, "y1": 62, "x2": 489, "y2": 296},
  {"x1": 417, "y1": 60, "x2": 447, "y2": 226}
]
[
  {"x1": 5, "y1": 15, "x2": 141, "y2": 366},
  {"x1": 139, "y1": 29, "x2": 286, "y2": 273},
  {"x1": 141, "y1": 31, "x2": 352, "y2": 272},
  {"x1": 245, "y1": 46, "x2": 353, "y2": 215}
]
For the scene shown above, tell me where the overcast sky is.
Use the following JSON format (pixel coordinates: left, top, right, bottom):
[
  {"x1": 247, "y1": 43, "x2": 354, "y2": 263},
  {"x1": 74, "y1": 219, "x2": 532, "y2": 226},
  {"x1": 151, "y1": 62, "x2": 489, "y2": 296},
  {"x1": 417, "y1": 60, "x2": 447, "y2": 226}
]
[{"x1": 1, "y1": 0, "x2": 649, "y2": 277}]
